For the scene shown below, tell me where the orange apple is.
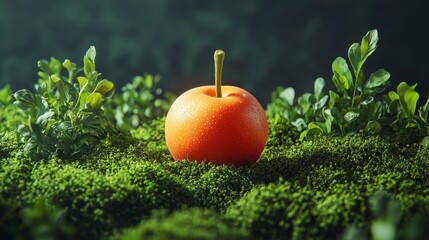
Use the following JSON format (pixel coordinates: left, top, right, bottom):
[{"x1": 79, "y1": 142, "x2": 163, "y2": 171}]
[{"x1": 165, "y1": 50, "x2": 268, "y2": 166}]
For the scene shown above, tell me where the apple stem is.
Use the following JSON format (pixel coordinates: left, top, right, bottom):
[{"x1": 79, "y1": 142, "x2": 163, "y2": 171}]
[{"x1": 214, "y1": 49, "x2": 225, "y2": 98}]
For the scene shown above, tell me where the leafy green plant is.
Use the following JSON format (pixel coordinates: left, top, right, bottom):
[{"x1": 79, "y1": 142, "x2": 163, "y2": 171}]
[
  {"x1": 267, "y1": 77, "x2": 329, "y2": 133},
  {"x1": 0, "y1": 84, "x2": 23, "y2": 132},
  {"x1": 385, "y1": 83, "x2": 429, "y2": 138},
  {"x1": 268, "y1": 29, "x2": 429, "y2": 141},
  {"x1": 0, "y1": 84, "x2": 12, "y2": 106},
  {"x1": 13, "y1": 46, "x2": 115, "y2": 159},
  {"x1": 106, "y1": 74, "x2": 176, "y2": 129}
]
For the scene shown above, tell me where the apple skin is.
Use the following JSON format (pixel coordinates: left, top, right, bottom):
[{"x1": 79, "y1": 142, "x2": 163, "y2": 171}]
[{"x1": 165, "y1": 85, "x2": 268, "y2": 166}]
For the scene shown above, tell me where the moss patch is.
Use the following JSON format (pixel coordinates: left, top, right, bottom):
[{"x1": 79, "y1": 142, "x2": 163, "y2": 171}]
[{"x1": 1, "y1": 117, "x2": 429, "y2": 239}]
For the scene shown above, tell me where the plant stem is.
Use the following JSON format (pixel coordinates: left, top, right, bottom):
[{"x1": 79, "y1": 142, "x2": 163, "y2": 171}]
[
  {"x1": 351, "y1": 69, "x2": 360, "y2": 107},
  {"x1": 214, "y1": 49, "x2": 225, "y2": 98}
]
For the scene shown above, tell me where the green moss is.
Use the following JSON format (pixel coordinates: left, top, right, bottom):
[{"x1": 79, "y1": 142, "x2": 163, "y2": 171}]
[
  {"x1": 27, "y1": 160, "x2": 193, "y2": 239},
  {"x1": 0, "y1": 131, "x2": 20, "y2": 160},
  {"x1": 186, "y1": 165, "x2": 252, "y2": 212},
  {"x1": 1, "y1": 116, "x2": 428, "y2": 239},
  {"x1": 265, "y1": 115, "x2": 299, "y2": 148},
  {"x1": 312, "y1": 183, "x2": 369, "y2": 236},
  {"x1": 112, "y1": 208, "x2": 249, "y2": 240},
  {"x1": 130, "y1": 116, "x2": 171, "y2": 157},
  {"x1": 0, "y1": 156, "x2": 34, "y2": 204},
  {"x1": 225, "y1": 181, "x2": 310, "y2": 239},
  {"x1": 0, "y1": 104, "x2": 23, "y2": 132},
  {"x1": 250, "y1": 134, "x2": 424, "y2": 186},
  {"x1": 157, "y1": 159, "x2": 254, "y2": 212},
  {"x1": 225, "y1": 180, "x2": 368, "y2": 239},
  {"x1": 225, "y1": 179, "x2": 426, "y2": 240},
  {"x1": 229, "y1": 134, "x2": 428, "y2": 239}
]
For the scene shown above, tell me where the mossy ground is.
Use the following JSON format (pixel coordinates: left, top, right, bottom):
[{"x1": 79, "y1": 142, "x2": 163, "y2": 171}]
[{"x1": 1, "y1": 116, "x2": 429, "y2": 239}]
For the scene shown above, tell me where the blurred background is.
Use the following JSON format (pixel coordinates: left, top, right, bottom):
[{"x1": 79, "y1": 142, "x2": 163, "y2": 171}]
[{"x1": 1, "y1": 0, "x2": 427, "y2": 106}]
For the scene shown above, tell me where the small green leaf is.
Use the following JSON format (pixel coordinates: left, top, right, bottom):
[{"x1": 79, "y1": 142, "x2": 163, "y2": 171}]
[
  {"x1": 308, "y1": 95, "x2": 317, "y2": 105},
  {"x1": 348, "y1": 30, "x2": 378, "y2": 77},
  {"x1": 50, "y1": 74, "x2": 61, "y2": 83},
  {"x1": 52, "y1": 75, "x2": 67, "y2": 102},
  {"x1": 143, "y1": 75, "x2": 154, "y2": 89},
  {"x1": 280, "y1": 87, "x2": 295, "y2": 106},
  {"x1": 14, "y1": 89, "x2": 36, "y2": 109},
  {"x1": 299, "y1": 122, "x2": 323, "y2": 141},
  {"x1": 94, "y1": 79, "x2": 115, "y2": 96},
  {"x1": 387, "y1": 91, "x2": 399, "y2": 101},
  {"x1": 37, "y1": 71, "x2": 47, "y2": 79},
  {"x1": 365, "y1": 69, "x2": 390, "y2": 90},
  {"x1": 354, "y1": 93, "x2": 374, "y2": 106},
  {"x1": 330, "y1": 107, "x2": 342, "y2": 121},
  {"x1": 329, "y1": 91, "x2": 340, "y2": 108},
  {"x1": 86, "y1": 46, "x2": 96, "y2": 62},
  {"x1": 331, "y1": 107, "x2": 344, "y2": 134},
  {"x1": 360, "y1": 96, "x2": 374, "y2": 105},
  {"x1": 387, "y1": 99, "x2": 400, "y2": 115},
  {"x1": 314, "y1": 78, "x2": 325, "y2": 100},
  {"x1": 332, "y1": 57, "x2": 353, "y2": 94},
  {"x1": 291, "y1": 118, "x2": 307, "y2": 131},
  {"x1": 36, "y1": 110, "x2": 55, "y2": 127},
  {"x1": 314, "y1": 95, "x2": 328, "y2": 110},
  {"x1": 348, "y1": 43, "x2": 361, "y2": 75},
  {"x1": 49, "y1": 57, "x2": 62, "y2": 75},
  {"x1": 61, "y1": 79, "x2": 79, "y2": 103},
  {"x1": 365, "y1": 121, "x2": 381, "y2": 135},
  {"x1": 418, "y1": 94, "x2": 429, "y2": 123},
  {"x1": 79, "y1": 92, "x2": 89, "y2": 108},
  {"x1": 344, "y1": 111, "x2": 360, "y2": 122},
  {"x1": 325, "y1": 117, "x2": 332, "y2": 134},
  {"x1": 37, "y1": 60, "x2": 52, "y2": 74},
  {"x1": 307, "y1": 122, "x2": 325, "y2": 133},
  {"x1": 85, "y1": 92, "x2": 103, "y2": 110},
  {"x1": 397, "y1": 82, "x2": 419, "y2": 117},
  {"x1": 323, "y1": 109, "x2": 334, "y2": 134},
  {"x1": 28, "y1": 116, "x2": 41, "y2": 138},
  {"x1": 83, "y1": 56, "x2": 94, "y2": 77},
  {"x1": 360, "y1": 29, "x2": 378, "y2": 65},
  {"x1": 62, "y1": 59, "x2": 76, "y2": 72},
  {"x1": 77, "y1": 77, "x2": 88, "y2": 89},
  {"x1": 298, "y1": 93, "x2": 312, "y2": 114},
  {"x1": 0, "y1": 84, "x2": 12, "y2": 104}
]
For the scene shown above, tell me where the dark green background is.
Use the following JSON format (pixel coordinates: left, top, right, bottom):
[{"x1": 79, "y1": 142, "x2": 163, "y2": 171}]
[{"x1": 1, "y1": 0, "x2": 427, "y2": 106}]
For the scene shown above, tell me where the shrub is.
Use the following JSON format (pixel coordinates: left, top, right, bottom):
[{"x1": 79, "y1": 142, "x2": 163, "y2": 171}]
[
  {"x1": 13, "y1": 47, "x2": 114, "y2": 160},
  {"x1": 267, "y1": 29, "x2": 429, "y2": 142},
  {"x1": 106, "y1": 74, "x2": 176, "y2": 129},
  {"x1": 0, "y1": 85, "x2": 23, "y2": 132}
]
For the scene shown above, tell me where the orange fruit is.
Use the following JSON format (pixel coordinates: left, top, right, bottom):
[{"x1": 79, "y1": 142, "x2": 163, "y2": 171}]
[{"x1": 165, "y1": 50, "x2": 268, "y2": 166}]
